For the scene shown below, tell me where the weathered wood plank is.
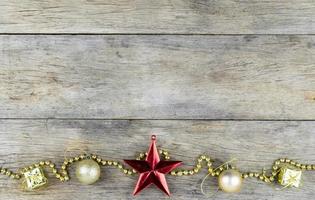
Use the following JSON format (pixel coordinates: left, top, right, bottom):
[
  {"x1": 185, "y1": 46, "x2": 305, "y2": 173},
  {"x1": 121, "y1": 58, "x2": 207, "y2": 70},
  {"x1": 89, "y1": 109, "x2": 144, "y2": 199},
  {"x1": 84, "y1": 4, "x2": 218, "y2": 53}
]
[
  {"x1": 1, "y1": 0, "x2": 315, "y2": 34},
  {"x1": 0, "y1": 119, "x2": 314, "y2": 200},
  {"x1": 1, "y1": 35, "x2": 315, "y2": 119}
]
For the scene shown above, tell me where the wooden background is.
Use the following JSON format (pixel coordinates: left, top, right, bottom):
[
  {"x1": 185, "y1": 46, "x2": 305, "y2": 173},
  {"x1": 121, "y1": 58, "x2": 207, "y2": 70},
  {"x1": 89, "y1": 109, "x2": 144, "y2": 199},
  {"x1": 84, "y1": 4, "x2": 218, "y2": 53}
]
[{"x1": 1, "y1": 1, "x2": 315, "y2": 200}]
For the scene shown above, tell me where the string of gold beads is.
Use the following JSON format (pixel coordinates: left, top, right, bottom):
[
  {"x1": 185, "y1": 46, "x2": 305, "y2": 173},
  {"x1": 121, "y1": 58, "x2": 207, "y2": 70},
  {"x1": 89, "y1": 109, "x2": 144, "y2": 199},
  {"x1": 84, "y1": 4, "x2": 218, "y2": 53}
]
[
  {"x1": 0, "y1": 167, "x2": 21, "y2": 180},
  {"x1": 1, "y1": 153, "x2": 315, "y2": 192},
  {"x1": 241, "y1": 158, "x2": 315, "y2": 183},
  {"x1": 170, "y1": 155, "x2": 213, "y2": 176}
]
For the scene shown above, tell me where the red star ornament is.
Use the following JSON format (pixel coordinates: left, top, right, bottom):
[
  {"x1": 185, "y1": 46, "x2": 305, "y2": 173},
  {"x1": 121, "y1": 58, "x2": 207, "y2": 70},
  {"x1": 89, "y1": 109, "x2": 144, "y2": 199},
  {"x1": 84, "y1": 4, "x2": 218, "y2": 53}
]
[{"x1": 124, "y1": 135, "x2": 182, "y2": 196}]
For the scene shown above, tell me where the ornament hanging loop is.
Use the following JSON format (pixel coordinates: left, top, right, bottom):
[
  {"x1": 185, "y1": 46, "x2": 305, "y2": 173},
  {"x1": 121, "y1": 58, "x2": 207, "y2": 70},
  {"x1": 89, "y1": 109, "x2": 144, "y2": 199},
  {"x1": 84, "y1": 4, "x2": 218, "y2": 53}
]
[{"x1": 151, "y1": 135, "x2": 156, "y2": 141}]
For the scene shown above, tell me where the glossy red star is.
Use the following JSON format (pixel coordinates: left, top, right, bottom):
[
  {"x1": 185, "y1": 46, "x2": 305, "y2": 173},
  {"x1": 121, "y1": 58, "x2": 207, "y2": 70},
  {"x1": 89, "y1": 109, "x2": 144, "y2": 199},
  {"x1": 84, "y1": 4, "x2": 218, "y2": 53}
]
[{"x1": 124, "y1": 135, "x2": 182, "y2": 196}]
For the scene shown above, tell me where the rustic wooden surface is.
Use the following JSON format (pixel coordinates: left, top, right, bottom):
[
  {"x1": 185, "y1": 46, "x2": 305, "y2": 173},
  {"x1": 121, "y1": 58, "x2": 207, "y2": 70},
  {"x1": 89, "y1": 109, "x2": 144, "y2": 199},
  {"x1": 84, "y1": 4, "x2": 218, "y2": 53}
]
[
  {"x1": 1, "y1": 0, "x2": 315, "y2": 34},
  {"x1": 1, "y1": 35, "x2": 315, "y2": 119},
  {"x1": 1, "y1": 1, "x2": 315, "y2": 200}
]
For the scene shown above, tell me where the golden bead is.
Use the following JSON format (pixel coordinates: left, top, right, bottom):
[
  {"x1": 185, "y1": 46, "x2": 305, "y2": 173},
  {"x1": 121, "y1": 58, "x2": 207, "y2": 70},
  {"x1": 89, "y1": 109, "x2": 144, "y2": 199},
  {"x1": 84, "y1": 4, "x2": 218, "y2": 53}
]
[
  {"x1": 249, "y1": 173, "x2": 254, "y2": 177},
  {"x1": 39, "y1": 161, "x2": 45, "y2": 166},
  {"x1": 74, "y1": 157, "x2": 80, "y2": 161},
  {"x1": 171, "y1": 171, "x2": 176, "y2": 175},
  {"x1": 101, "y1": 161, "x2": 107, "y2": 166},
  {"x1": 113, "y1": 161, "x2": 118, "y2": 166},
  {"x1": 183, "y1": 170, "x2": 188, "y2": 175},
  {"x1": 177, "y1": 171, "x2": 183, "y2": 176},
  {"x1": 107, "y1": 161, "x2": 112, "y2": 165},
  {"x1": 49, "y1": 164, "x2": 55, "y2": 168},
  {"x1": 64, "y1": 176, "x2": 69, "y2": 181}
]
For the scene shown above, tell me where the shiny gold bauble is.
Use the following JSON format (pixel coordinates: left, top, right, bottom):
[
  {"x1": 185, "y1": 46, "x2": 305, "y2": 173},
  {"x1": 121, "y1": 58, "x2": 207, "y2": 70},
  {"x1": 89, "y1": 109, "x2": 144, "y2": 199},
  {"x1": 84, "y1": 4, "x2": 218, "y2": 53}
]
[
  {"x1": 218, "y1": 169, "x2": 243, "y2": 193},
  {"x1": 75, "y1": 159, "x2": 101, "y2": 185}
]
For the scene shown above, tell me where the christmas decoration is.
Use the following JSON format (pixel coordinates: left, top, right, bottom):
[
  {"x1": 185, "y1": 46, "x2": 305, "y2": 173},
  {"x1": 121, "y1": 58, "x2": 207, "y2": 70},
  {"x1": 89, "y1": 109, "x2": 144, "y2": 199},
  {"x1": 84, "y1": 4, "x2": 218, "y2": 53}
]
[
  {"x1": 124, "y1": 135, "x2": 181, "y2": 196},
  {"x1": 0, "y1": 135, "x2": 314, "y2": 196},
  {"x1": 22, "y1": 167, "x2": 47, "y2": 191},
  {"x1": 278, "y1": 166, "x2": 302, "y2": 188}
]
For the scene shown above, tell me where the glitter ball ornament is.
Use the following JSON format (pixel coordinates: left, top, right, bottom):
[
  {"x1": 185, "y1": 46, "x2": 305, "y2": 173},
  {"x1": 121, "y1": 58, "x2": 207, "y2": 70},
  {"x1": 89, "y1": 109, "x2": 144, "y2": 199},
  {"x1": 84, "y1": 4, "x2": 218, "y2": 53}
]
[{"x1": 75, "y1": 159, "x2": 101, "y2": 185}]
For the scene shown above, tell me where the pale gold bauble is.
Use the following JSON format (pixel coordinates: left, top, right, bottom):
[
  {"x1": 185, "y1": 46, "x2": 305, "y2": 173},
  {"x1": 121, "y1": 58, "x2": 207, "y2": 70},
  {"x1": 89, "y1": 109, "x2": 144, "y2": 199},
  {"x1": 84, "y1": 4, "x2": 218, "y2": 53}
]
[
  {"x1": 218, "y1": 169, "x2": 243, "y2": 193},
  {"x1": 75, "y1": 159, "x2": 101, "y2": 185}
]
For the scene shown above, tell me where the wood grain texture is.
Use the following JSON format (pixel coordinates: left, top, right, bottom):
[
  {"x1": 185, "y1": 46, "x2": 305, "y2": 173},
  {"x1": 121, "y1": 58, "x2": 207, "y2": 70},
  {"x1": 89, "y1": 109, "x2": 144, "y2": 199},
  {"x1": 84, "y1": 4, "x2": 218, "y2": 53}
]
[
  {"x1": 1, "y1": 35, "x2": 315, "y2": 119},
  {"x1": 0, "y1": 119, "x2": 315, "y2": 200},
  {"x1": 1, "y1": 0, "x2": 315, "y2": 34}
]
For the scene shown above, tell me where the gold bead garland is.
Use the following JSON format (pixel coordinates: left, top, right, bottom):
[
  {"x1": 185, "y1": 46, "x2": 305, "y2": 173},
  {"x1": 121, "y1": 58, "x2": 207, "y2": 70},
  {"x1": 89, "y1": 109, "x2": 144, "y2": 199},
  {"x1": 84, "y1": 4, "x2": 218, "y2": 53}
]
[{"x1": 0, "y1": 150, "x2": 314, "y2": 192}]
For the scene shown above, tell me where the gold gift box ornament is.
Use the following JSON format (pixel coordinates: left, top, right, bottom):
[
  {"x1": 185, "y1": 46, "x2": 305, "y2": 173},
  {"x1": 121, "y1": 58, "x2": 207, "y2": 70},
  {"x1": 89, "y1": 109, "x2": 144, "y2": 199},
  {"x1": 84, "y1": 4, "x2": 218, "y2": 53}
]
[
  {"x1": 278, "y1": 166, "x2": 302, "y2": 188},
  {"x1": 22, "y1": 167, "x2": 48, "y2": 191}
]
